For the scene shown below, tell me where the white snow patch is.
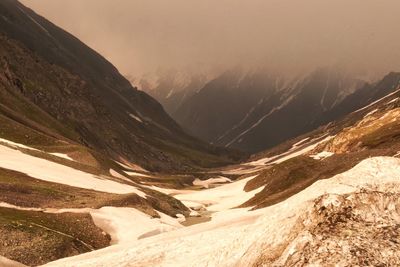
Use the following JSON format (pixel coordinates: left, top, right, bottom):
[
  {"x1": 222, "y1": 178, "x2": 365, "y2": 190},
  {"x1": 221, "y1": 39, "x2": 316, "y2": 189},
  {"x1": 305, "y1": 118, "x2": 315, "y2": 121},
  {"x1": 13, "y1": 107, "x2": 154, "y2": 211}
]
[
  {"x1": 90, "y1": 207, "x2": 182, "y2": 244},
  {"x1": 192, "y1": 176, "x2": 232, "y2": 188},
  {"x1": 291, "y1": 137, "x2": 310, "y2": 149},
  {"x1": 175, "y1": 175, "x2": 262, "y2": 212},
  {"x1": 43, "y1": 157, "x2": 400, "y2": 267},
  {"x1": 364, "y1": 108, "x2": 378, "y2": 117},
  {"x1": 0, "y1": 138, "x2": 40, "y2": 151},
  {"x1": 115, "y1": 161, "x2": 149, "y2": 172},
  {"x1": 115, "y1": 161, "x2": 132, "y2": 169},
  {"x1": 272, "y1": 136, "x2": 334, "y2": 164},
  {"x1": 386, "y1": 97, "x2": 399, "y2": 105},
  {"x1": 109, "y1": 169, "x2": 133, "y2": 183},
  {"x1": 246, "y1": 135, "x2": 334, "y2": 166},
  {"x1": 166, "y1": 89, "x2": 174, "y2": 98},
  {"x1": 180, "y1": 200, "x2": 206, "y2": 211},
  {"x1": 124, "y1": 171, "x2": 152, "y2": 177},
  {"x1": 129, "y1": 113, "x2": 143, "y2": 123},
  {"x1": 175, "y1": 213, "x2": 186, "y2": 222},
  {"x1": 0, "y1": 202, "x2": 45, "y2": 212},
  {"x1": 353, "y1": 87, "x2": 400, "y2": 113},
  {"x1": 189, "y1": 210, "x2": 200, "y2": 217},
  {"x1": 0, "y1": 144, "x2": 146, "y2": 196},
  {"x1": 0, "y1": 138, "x2": 75, "y2": 162},
  {"x1": 49, "y1": 152, "x2": 75, "y2": 161},
  {"x1": 310, "y1": 151, "x2": 334, "y2": 160}
]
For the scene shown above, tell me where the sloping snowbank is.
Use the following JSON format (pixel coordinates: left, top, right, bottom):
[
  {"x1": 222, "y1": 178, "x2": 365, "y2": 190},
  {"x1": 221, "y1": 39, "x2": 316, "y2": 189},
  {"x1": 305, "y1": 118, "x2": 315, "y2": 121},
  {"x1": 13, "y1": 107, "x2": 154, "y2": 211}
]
[
  {"x1": 43, "y1": 157, "x2": 400, "y2": 267},
  {"x1": 90, "y1": 207, "x2": 182, "y2": 244},
  {"x1": 0, "y1": 144, "x2": 146, "y2": 196}
]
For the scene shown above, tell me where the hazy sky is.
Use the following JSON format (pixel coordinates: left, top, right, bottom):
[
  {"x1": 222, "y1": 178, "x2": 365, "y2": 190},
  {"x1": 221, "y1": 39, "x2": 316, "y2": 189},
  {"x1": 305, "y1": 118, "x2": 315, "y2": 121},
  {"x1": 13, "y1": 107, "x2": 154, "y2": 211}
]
[{"x1": 21, "y1": 0, "x2": 400, "y2": 80}]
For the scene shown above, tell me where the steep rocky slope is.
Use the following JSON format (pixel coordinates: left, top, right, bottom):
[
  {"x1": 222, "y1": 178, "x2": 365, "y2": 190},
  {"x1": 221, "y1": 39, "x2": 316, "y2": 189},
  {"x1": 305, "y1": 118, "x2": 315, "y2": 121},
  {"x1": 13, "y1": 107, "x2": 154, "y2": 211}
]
[{"x1": 0, "y1": 0, "x2": 242, "y2": 173}]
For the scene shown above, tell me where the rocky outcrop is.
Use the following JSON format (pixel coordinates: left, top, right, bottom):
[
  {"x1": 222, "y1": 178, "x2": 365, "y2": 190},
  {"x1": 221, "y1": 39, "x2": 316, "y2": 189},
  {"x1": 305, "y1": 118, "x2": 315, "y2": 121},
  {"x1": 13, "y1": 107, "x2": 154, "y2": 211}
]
[{"x1": 252, "y1": 189, "x2": 400, "y2": 266}]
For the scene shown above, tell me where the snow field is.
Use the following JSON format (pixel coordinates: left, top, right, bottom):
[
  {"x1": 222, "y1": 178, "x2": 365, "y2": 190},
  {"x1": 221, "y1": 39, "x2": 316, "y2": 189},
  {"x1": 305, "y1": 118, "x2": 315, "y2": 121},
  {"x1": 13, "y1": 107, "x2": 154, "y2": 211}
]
[{"x1": 43, "y1": 157, "x2": 400, "y2": 267}]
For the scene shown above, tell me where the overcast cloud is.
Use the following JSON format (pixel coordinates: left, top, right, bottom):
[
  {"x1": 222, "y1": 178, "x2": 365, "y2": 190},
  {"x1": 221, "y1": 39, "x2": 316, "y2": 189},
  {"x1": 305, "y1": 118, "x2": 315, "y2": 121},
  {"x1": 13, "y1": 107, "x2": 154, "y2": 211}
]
[{"x1": 21, "y1": 0, "x2": 400, "y2": 81}]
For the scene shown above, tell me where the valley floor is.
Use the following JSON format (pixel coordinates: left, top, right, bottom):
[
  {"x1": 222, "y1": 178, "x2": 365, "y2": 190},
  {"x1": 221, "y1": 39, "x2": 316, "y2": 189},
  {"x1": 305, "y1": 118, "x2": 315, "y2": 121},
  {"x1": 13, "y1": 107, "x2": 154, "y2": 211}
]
[
  {"x1": 40, "y1": 156, "x2": 400, "y2": 267},
  {"x1": 1, "y1": 131, "x2": 400, "y2": 266}
]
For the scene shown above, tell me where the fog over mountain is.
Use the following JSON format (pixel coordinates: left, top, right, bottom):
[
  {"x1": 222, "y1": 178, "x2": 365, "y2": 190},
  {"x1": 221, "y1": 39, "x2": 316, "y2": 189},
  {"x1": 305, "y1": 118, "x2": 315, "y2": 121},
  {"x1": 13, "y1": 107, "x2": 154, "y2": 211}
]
[
  {"x1": 4, "y1": 1, "x2": 400, "y2": 266},
  {"x1": 21, "y1": 0, "x2": 400, "y2": 81}
]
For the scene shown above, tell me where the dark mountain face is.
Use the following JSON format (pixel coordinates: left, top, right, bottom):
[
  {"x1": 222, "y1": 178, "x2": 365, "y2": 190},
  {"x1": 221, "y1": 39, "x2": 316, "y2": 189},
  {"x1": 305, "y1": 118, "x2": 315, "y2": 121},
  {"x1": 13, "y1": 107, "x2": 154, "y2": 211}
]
[
  {"x1": 166, "y1": 66, "x2": 400, "y2": 153},
  {"x1": 139, "y1": 72, "x2": 207, "y2": 116},
  {"x1": 172, "y1": 70, "x2": 278, "y2": 143},
  {"x1": 0, "y1": 0, "x2": 242, "y2": 172}
]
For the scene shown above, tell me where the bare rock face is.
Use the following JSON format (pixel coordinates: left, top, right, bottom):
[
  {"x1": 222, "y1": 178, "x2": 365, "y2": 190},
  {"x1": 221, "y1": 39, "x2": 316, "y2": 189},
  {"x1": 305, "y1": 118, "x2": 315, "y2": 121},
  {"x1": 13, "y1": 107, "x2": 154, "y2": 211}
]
[{"x1": 253, "y1": 189, "x2": 400, "y2": 266}]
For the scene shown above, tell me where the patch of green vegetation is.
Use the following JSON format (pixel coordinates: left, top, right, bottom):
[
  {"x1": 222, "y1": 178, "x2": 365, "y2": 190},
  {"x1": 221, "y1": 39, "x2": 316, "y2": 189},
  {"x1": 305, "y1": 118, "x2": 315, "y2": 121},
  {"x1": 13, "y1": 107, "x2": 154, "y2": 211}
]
[
  {"x1": 0, "y1": 207, "x2": 110, "y2": 266},
  {"x1": 0, "y1": 114, "x2": 60, "y2": 148}
]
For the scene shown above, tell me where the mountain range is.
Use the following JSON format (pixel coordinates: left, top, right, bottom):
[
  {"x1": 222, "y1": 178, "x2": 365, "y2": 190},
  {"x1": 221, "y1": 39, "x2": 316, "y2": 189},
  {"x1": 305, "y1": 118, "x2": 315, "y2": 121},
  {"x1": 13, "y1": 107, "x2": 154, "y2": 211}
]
[
  {"x1": 150, "y1": 67, "x2": 400, "y2": 153},
  {"x1": 1, "y1": 1, "x2": 400, "y2": 266}
]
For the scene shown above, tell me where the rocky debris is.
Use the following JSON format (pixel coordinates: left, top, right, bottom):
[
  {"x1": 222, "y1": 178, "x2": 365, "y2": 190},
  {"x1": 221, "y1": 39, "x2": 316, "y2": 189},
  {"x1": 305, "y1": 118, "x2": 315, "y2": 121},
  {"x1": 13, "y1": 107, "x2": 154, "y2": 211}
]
[
  {"x1": 321, "y1": 108, "x2": 400, "y2": 154},
  {"x1": 254, "y1": 189, "x2": 400, "y2": 266}
]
